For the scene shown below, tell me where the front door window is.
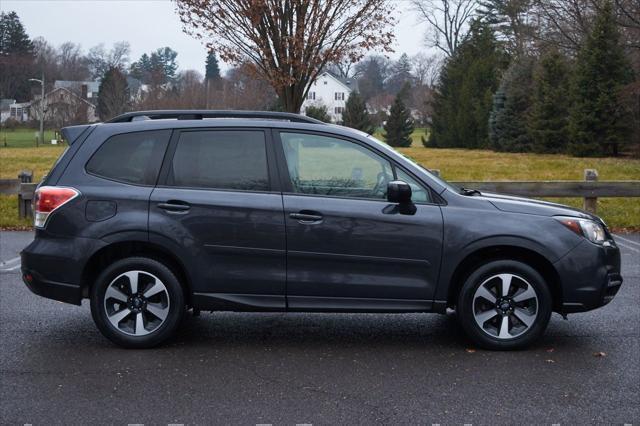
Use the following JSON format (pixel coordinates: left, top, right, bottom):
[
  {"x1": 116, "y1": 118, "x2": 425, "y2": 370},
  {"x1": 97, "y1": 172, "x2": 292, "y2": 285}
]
[{"x1": 280, "y1": 132, "x2": 393, "y2": 200}]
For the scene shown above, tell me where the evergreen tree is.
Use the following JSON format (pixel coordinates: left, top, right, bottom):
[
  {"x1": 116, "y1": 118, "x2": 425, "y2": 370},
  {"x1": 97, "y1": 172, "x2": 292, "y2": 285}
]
[
  {"x1": 384, "y1": 84, "x2": 414, "y2": 147},
  {"x1": 488, "y1": 56, "x2": 535, "y2": 152},
  {"x1": 355, "y1": 56, "x2": 387, "y2": 101},
  {"x1": 305, "y1": 105, "x2": 331, "y2": 123},
  {"x1": 98, "y1": 67, "x2": 130, "y2": 121},
  {"x1": 478, "y1": 0, "x2": 534, "y2": 55},
  {"x1": 129, "y1": 47, "x2": 178, "y2": 85},
  {"x1": 568, "y1": 1, "x2": 634, "y2": 157},
  {"x1": 205, "y1": 51, "x2": 221, "y2": 81},
  {"x1": 429, "y1": 20, "x2": 507, "y2": 149},
  {"x1": 129, "y1": 53, "x2": 151, "y2": 81},
  {"x1": 529, "y1": 49, "x2": 571, "y2": 154},
  {"x1": 0, "y1": 11, "x2": 35, "y2": 100},
  {"x1": 387, "y1": 53, "x2": 414, "y2": 95},
  {"x1": 342, "y1": 92, "x2": 375, "y2": 134}
]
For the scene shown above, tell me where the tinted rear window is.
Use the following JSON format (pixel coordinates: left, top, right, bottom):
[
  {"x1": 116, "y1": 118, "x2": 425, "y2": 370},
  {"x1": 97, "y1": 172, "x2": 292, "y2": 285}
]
[
  {"x1": 86, "y1": 130, "x2": 170, "y2": 185},
  {"x1": 167, "y1": 130, "x2": 269, "y2": 191}
]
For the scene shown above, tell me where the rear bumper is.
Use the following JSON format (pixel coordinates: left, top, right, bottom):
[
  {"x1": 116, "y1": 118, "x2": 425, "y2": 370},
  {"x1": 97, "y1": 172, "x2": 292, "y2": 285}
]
[
  {"x1": 21, "y1": 269, "x2": 82, "y2": 305},
  {"x1": 20, "y1": 232, "x2": 106, "y2": 305},
  {"x1": 555, "y1": 238, "x2": 623, "y2": 314}
]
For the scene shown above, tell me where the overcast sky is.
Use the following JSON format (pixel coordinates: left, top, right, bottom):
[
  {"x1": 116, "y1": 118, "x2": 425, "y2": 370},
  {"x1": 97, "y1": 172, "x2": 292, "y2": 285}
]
[{"x1": 3, "y1": 0, "x2": 429, "y2": 76}]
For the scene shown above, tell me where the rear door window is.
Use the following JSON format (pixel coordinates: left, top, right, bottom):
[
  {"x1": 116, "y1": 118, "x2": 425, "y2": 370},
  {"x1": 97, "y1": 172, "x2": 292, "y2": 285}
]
[
  {"x1": 167, "y1": 130, "x2": 270, "y2": 191},
  {"x1": 86, "y1": 130, "x2": 171, "y2": 185}
]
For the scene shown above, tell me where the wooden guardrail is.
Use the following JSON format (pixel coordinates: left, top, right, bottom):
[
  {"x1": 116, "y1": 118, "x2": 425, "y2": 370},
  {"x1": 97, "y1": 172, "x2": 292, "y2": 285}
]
[
  {"x1": 3, "y1": 169, "x2": 639, "y2": 218},
  {"x1": 0, "y1": 179, "x2": 21, "y2": 195},
  {"x1": 436, "y1": 169, "x2": 640, "y2": 214}
]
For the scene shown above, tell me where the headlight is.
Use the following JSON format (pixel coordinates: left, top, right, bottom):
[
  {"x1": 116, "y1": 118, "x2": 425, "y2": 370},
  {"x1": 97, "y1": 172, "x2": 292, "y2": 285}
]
[{"x1": 555, "y1": 216, "x2": 607, "y2": 244}]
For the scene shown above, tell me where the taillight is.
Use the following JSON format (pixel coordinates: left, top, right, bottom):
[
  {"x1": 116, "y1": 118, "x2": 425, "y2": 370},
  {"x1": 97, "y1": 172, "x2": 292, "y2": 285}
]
[{"x1": 33, "y1": 186, "x2": 80, "y2": 228}]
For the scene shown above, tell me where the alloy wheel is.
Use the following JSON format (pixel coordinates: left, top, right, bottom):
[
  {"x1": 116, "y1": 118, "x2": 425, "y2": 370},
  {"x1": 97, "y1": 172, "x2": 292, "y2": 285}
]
[
  {"x1": 472, "y1": 273, "x2": 539, "y2": 340},
  {"x1": 103, "y1": 270, "x2": 170, "y2": 336}
]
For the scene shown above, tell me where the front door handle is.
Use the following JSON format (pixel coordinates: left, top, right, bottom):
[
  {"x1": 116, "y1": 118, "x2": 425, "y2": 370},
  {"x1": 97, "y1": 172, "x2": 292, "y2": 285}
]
[
  {"x1": 289, "y1": 211, "x2": 323, "y2": 223},
  {"x1": 157, "y1": 201, "x2": 191, "y2": 212}
]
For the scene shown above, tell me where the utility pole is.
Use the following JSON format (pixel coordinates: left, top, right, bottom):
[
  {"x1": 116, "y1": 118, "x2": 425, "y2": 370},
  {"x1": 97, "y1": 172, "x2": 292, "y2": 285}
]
[{"x1": 28, "y1": 74, "x2": 45, "y2": 147}]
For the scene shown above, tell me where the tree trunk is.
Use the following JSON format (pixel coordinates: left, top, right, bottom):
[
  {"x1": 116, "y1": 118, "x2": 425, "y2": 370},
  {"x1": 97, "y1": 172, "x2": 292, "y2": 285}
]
[{"x1": 281, "y1": 84, "x2": 305, "y2": 113}]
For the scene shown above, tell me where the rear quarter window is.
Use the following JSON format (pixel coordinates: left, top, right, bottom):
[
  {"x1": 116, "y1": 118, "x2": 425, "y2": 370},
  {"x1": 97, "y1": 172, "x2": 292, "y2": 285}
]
[{"x1": 86, "y1": 130, "x2": 171, "y2": 185}]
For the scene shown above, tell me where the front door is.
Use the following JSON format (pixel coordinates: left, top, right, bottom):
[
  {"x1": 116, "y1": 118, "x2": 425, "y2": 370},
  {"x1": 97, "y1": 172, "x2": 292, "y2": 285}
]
[
  {"x1": 275, "y1": 131, "x2": 443, "y2": 311},
  {"x1": 149, "y1": 129, "x2": 286, "y2": 310}
]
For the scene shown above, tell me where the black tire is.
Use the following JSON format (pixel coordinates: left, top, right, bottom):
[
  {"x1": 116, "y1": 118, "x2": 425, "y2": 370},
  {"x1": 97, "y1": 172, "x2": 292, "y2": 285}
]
[
  {"x1": 90, "y1": 257, "x2": 185, "y2": 349},
  {"x1": 457, "y1": 259, "x2": 552, "y2": 350}
]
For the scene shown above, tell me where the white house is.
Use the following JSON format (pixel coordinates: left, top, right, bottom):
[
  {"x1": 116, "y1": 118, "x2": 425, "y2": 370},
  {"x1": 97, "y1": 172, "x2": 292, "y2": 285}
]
[
  {"x1": 1, "y1": 99, "x2": 30, "y2": 123},
  {"x1": 302, "y1": 71, "x2": 356, "y2": 123}
]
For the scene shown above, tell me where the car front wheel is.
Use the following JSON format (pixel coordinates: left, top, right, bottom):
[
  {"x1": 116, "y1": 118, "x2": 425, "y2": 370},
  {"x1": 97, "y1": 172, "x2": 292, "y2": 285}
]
[
  {"x1": 457, "y1": 260, "x2": 552, "y2": 350},
  {"x1": 90, "y1": 257, "x2": 185, "y2": 348}
]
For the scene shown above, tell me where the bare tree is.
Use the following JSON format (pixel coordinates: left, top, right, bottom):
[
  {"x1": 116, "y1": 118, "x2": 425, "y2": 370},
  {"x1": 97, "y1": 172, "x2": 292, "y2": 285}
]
[
  {"x1": 58, "y1": 42, "x2": 90, "y2": 81},
  {"x1": 325, "y1": 58, "x2": 360, "y2": 79},
  {"x1": 176, "y1": 0, "x2": 396, "y2": 113},
  {"x1": 88, "y1": 41, "x2": 131, "y2": 79},
  {"x1": 412, "y1": 0, "x2": 479, "y2": 56},
  {"x1": 32, "y1": 37, "x2": 59, "y2": 87},
  {"x1": 175, "y1": 70, "x2": 207, "y2": 108},
  {"x1": 532, "y1": 0, "x2": 639, "y2": 55},
  {"x1": 217, "y1": 63, "x2": 278, "y2": 110},
  {"x1": 531, "y1": 0, "x2": 595, "y2": 53},
  {"x1": 411, "y1": 53, "x2": 442, "y2": 88}
]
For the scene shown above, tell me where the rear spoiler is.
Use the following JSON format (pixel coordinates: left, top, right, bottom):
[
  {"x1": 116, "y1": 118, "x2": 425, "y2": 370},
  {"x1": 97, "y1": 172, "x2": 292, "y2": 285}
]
[{"x1": 61, "y1": 124, "x2": 93, "y2": 145}]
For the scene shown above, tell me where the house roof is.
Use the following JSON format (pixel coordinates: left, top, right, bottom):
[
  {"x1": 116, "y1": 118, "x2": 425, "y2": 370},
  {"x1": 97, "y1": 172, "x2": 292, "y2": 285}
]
[
  {"x1": 126, "y1": 76, "x2": 144, "y2": 92},
  {"x1": 1, "y1": 99, "x2": 16, "y2": 110},
  {"x1": 320, "y1": 71, "x2": 357, "y2": 92},
  {"x1": 54, "y1": 80, "x2": 101, "y2": 93}
]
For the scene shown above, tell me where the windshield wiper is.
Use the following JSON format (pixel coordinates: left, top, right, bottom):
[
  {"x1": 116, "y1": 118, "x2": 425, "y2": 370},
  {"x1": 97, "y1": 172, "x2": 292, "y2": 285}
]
[{"x1": 460, "y1": 187, "x2": 482, "y2": 196}]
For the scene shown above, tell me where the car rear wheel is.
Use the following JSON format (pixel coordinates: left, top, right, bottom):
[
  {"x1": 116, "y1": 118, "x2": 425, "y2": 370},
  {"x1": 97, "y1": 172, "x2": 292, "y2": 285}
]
[
  {"x1": 457, "y1": 260, "x2": 552, "y2": 350},
  {"x1": 90, "y1": 257, "x2": 185, "y2": 348}
]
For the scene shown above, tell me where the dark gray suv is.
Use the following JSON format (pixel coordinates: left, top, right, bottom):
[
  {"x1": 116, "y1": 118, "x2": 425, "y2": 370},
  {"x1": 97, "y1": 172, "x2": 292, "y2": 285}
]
[{"x1": 21, "y1": 110, "x2": 623, "y2": 350}]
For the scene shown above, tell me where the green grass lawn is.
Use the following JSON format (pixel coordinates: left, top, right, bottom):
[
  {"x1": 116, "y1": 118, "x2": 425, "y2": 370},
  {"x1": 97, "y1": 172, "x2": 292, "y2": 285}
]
[
  {"x1": 0, "y1": 128, "x2": 60, "y2": 148},
  {"x1": 374, "y1": 127, "x2": 428, "y2": 148},
  {"x1": 1, "y1": 134, "x2": 638, "y2": 229}
]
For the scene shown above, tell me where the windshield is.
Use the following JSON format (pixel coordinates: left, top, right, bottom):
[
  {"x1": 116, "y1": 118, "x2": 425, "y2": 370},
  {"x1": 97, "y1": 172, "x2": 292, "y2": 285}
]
[{"x1": 365, "y1": 135, "x2": 461, "y2": 193}]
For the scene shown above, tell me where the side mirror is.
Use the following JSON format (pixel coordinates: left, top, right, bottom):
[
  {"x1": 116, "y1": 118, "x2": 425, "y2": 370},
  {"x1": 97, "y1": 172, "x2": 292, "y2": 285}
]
[{"x1": 387, "y1": 180, "x2": 412, "y2": 204}]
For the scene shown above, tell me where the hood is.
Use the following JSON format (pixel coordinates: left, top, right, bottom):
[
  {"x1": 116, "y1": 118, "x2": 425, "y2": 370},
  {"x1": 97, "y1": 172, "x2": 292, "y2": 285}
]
[{"x1": 478, "y1": 192, "x2": 598, "y2": 220}]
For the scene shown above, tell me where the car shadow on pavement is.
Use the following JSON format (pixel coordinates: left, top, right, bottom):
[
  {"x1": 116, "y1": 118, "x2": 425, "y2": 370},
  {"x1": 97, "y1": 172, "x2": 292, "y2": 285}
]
[{"x1": 147, "y1": 310, "x2": 583, "y2": 354}]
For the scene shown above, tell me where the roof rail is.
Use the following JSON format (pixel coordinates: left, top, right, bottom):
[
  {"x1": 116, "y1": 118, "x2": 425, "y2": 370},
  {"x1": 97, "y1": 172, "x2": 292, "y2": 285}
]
[{"x1": 106, "y1": 110, "x2": 324, "y2": 124}]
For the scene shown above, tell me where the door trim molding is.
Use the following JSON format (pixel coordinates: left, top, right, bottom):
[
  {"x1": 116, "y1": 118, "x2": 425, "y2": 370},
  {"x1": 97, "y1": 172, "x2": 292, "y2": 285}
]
[{"x1": 288, "y1": 249, "x2": 431, "y2": 266}]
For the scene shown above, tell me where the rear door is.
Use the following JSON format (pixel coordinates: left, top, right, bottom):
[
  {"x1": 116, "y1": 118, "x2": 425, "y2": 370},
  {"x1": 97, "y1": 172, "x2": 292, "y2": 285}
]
[
  {"x1": 275, "y1": 131, "x2": 443, "y2": 311},
  {"x1": 149, "y1": 128, "x2": 286, "y2": 310}
]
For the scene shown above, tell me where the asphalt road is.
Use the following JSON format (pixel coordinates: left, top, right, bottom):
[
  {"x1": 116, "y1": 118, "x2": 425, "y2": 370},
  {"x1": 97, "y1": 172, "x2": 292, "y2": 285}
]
[{"x1": 1, "y1": 231, "x2": 638, "y2": 425}]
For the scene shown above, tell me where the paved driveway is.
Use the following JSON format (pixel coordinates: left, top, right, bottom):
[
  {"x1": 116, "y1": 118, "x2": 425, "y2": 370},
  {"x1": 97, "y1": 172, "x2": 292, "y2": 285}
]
[{"x1": 1, "y1": 231, "x2": 638, "y2": 424}]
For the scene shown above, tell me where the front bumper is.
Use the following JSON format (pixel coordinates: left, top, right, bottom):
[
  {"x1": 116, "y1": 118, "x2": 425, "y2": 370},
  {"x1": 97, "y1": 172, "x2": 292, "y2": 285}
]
[
  {"x1": 20, "y1": 232, "x2": 106, "y2": 305},
  {"x1": 554, "y1": 238, "x2": 623, "y2": 313}
]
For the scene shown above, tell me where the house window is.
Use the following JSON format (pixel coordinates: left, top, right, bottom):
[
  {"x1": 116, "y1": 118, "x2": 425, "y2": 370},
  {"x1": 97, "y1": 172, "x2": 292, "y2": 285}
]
[
  {"x1": 323, "y1": 81, "x2": 328, "y2": 85},
  {"x1": 334, "y1": 92, "x2": 345, "y2": 101},
  {"x1": 306, "y1": 92, "x2": 316, "y2": 100},
  {"x1": 334, "y1": 107, "x2": 344, "y2": 114}
]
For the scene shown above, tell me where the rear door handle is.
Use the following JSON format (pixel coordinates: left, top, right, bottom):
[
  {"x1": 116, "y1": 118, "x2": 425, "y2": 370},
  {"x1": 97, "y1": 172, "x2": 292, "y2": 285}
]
[
  {"x1": 289, "y1": 212, "x2": 323, "y2": 223},
  {"x1": 157, "y1": 201, "x2": 191, "y2": 212}
]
